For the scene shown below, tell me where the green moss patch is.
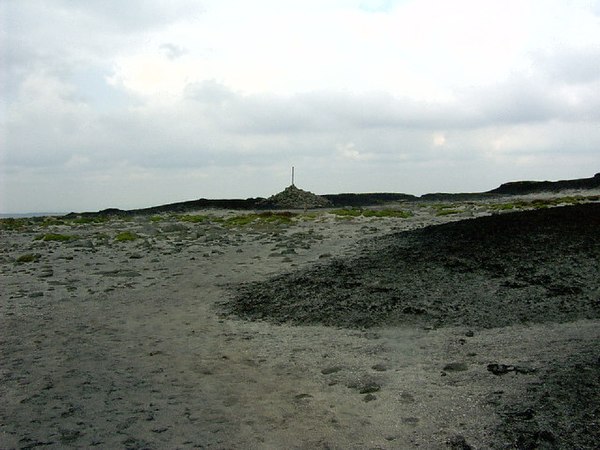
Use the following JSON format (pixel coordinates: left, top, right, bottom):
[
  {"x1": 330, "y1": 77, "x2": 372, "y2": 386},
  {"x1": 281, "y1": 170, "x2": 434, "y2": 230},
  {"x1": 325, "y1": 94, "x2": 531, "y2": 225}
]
[
  {"x1": 0, "y1": 218, "x2": 29, "y2": 231},
  {"x1": 115, "y1": 231, "x2": 139, "y2": 242},
  {"x1": 17, "y1": 253, "x2": 40, "y2": 263},
  {"x1": 362, "y1": 209, "x2": 413, "y2": 218}
]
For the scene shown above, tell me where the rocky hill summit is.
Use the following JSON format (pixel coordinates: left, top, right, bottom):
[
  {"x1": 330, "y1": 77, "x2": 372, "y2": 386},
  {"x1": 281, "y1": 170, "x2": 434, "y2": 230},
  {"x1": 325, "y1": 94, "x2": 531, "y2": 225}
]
[{"x1": 260, "y1": 185, "x2": 332, "y2": 209}]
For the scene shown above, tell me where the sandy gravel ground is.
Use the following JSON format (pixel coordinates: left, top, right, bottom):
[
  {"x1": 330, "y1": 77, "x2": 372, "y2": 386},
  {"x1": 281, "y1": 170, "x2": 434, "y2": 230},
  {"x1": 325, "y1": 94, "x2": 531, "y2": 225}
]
[{"x1": 1, "y1": 192, "x2": 599, "y2": 449}]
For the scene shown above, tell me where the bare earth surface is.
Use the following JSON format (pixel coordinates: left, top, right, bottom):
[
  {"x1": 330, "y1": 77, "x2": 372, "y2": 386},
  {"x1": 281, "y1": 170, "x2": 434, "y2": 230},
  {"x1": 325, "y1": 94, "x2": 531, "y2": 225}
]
[{"x1": 1, "y1": 192, "x2": 599, "y2": 449}]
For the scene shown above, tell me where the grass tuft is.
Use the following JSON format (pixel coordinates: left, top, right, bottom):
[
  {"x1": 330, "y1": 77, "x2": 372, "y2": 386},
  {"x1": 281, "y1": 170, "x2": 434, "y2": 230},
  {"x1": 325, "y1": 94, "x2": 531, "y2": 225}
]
[
  {"x1": 115, "y1": 231, "x2": 139, "y2": 242},
  {"x1": 0, "y1": 218, "x2": 29, "y2": 231},
  {"x1": 435, "y1": 209, "x2": 461, "y2": 216},
  {"x1": 363, "y1": 209, "x2": 413, "y2": 218},
  {"x1": 17, "y1": 253, "x2": 40, "y2": 263}
]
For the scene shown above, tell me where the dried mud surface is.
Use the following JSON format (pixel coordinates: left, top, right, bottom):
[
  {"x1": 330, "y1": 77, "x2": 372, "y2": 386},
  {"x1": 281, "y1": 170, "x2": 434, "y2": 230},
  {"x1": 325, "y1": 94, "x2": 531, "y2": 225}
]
[{"x1": 1, "y1": 194, "x2": 599, "y2": 449}]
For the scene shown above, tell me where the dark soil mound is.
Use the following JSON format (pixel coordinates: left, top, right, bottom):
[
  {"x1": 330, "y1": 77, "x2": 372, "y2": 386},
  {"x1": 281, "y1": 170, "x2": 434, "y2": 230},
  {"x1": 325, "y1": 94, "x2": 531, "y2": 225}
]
[
  {"x1": 223, "y1": 203, "x2": 600, "y2": 329},
  {"x1": 494, "y1": 346, "x2": 600, "y2": 449}
]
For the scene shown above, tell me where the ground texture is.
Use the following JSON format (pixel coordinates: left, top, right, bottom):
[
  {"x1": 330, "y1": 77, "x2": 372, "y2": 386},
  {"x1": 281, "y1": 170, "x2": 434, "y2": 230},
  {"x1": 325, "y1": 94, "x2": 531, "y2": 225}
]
[{"x1": 1, "y1": 194, "x2": 599, "y2": 449}]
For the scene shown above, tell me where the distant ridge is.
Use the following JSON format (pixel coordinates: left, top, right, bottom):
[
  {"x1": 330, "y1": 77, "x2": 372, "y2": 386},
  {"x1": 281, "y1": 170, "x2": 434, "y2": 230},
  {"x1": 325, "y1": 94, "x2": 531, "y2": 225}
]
[
  {"x1": 64, "y1": 172, "x2": 600, "y2": 217},
  {"x1": 488, "y1": 172, "x2": 600, "y2": 195}
]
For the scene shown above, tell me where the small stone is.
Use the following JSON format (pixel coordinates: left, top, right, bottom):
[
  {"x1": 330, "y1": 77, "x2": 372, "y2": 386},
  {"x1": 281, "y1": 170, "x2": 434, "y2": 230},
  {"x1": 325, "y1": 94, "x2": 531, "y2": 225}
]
[
  {"x1": 487, "y1": 363, "x2": 515, "y2": 375},
  {"x1": 28, "y1": 292, "x2": 44, "y2": 298},
  {"x1": 399, "y1": 392, "x2": 415, "y2": 403},
  {"x1": 447, "y1": 434, "x2": 473, "y2": 450},
  {"x1": 514, "y1": 365, "x2": 537, "y2": 374},
  {"x1": 359, "y1": 382, "x2": 380, "y2": 394},
  {"x1": 465, "y1": 330, "x2": 475, "y2": 337},
  {"x1": 363, "y1": 394, "x2": 377, "y2": 402},
  {"x1": 443, "y1": 362, "x2": 468, "y2": 372},
  {"x1": 321, "y1": 366, "x2": 342, "y2": 375},
  {"x1": 402, "y1": 417, "x2": 420, "y2": 425},
  {"x1": 371, "y1": 363, "x2": 388, "y2": 372}
]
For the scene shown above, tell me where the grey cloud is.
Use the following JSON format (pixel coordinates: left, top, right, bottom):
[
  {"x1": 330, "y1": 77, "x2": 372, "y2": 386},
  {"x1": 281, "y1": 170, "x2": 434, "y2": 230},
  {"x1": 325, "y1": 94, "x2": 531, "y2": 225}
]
[
  {"x1": 56, "y1": 0, "x2": 203, "y2": 32},
  {"x1": 3, "y1": 0, "x2": 202, "y2": 95},
  {"x1": 185, "y1": 83, "x2": 469, "y2": 134},
  {"x1": 185, "y1": 77, "x2": 599, "y2": 138},
  {"x1": 160, "y1": 43, "x2": 188, "y2": 60},
  {"x1": 533, "y1": 47, "x2": 600, "y2": 84},
  {"x1": 185, "y1": 80, "x2": 237, "y2": 104},
  {"x1": 7, "y1": 68, "x2": 599, "y2": 178}
]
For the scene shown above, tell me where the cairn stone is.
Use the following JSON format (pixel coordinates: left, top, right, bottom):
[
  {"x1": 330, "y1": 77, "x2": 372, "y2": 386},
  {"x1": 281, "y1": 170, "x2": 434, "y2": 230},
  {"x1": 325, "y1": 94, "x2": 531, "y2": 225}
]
[{"x1": 260, "y1": 185, "x2": 332, "y2": 209}]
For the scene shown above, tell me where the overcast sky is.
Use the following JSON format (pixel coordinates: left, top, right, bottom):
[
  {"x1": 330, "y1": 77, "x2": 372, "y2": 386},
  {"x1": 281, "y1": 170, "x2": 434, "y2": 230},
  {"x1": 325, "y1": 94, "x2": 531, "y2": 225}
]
[{"x1": 1, "y1": 0, "x2": 600, "y2": 213}]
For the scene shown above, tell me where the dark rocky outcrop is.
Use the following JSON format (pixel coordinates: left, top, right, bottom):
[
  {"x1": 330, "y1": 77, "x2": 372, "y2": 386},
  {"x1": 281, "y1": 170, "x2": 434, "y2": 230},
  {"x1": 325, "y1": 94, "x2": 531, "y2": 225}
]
[
  {"x1": 488, "y1": 172, "x2": 600, "y2": 195},
  {"x1": 64, "y1": 173, "x2": 600, "y2": 217},
  {"x1": 223, "y1": 203, "x2": 600, "y2": 329}
]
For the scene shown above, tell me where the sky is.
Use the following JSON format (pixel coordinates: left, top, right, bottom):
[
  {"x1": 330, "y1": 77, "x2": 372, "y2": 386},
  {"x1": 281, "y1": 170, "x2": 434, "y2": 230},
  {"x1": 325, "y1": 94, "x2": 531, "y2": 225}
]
[{"x1": 1, "y1": 0, "x2": 600, "y2": 213}]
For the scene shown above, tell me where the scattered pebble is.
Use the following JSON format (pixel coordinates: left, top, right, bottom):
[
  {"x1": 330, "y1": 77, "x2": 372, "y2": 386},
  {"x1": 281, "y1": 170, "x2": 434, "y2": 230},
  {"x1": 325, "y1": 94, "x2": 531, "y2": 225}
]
[
  {"x1": 321, "y1": 366, "x2": 342, "y2": 375},
  {"x1": 443, "y1": 362, "x2": 468, "y2": 372},
  {"x1": 447, "y1": 434, "x2": 473, "y2": 450},
  {"x1": 358, "y1": 382, "x2": 381, "y2": 394}
]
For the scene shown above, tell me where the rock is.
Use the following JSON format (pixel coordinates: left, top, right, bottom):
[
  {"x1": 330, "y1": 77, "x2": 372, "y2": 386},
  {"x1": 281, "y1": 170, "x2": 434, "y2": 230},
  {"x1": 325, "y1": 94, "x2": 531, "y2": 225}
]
[
  {"x1": 465, "y1": 330, "x2": 475, "y2": 337},
  {"x1": 363, "y1": 394, "x2": 377, "y2": 402},
  {"x1": 359, "y1": 382, "x2": 381, "y2": 394},
  {"x1": 402, "y1": 417, "x2": 420, "y2": 425},
  {"x1": 514, "y1": 365, "x2": 537, "y2": 374},
  {"x1": 371, "y1": 363, "x2": 388, "y2": 372},
  {"x1": 160, "y1": 223, "x2": 188, "y2": 233},
  {"x1": 321, "y1": 366, "x2": 343, "y2": 375},
  {"x1": 487, "y1": 363, "x2": 515, "y2": 375},
  {"x1": 446, "y1": 434, "x2": 473, "y2": 449},
  {"x1": 259, "y1": 185, "x2": 332, "y2": 209},
  {"x1": 399, "y1": 392, "x2": 415, "y2": 403},
  {"x1": 72, "y1": 239, "x2": 95, "y2": 249},
  {"x1": 443, "y1": 362, "x2": 468, "y2": 372},
  {"x1": 39, "y1": 268, "x2": 54, "y2": 278}
]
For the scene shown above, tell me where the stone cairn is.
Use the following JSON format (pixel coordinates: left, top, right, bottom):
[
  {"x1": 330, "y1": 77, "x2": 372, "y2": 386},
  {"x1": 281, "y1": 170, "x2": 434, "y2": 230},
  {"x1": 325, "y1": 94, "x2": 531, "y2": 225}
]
[{"x1": 260, "y1": 185, "x2": 332, "y2": 209}]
